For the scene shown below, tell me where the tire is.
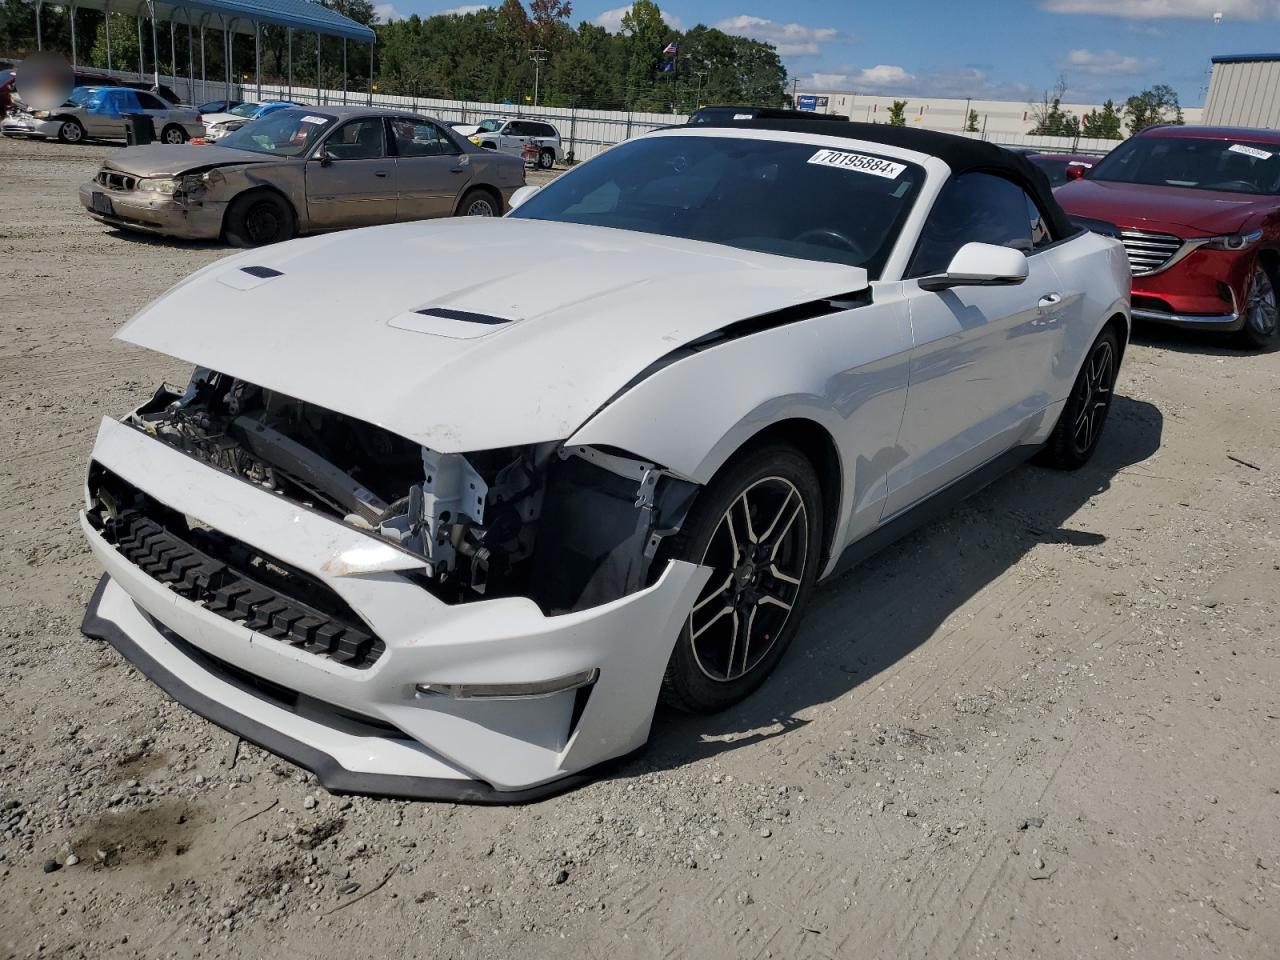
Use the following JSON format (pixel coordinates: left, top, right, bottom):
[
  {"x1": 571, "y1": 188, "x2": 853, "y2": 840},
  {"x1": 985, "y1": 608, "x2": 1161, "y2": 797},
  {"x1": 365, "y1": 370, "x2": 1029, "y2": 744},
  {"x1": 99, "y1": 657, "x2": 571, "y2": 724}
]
[
  {"x1": 456, "y1": 188, "x2": 499, "y2": 217},
  {"x1": 223, "y1": 190, "x2": 296, "y2": 247},
  {"x1": 1036, "y1": 326, "x2": 1120, "y2": 470},
  {"x1": 56, "y1": 118, "x2": 85, "y2": 144},
  {"x1": 657, "y1": 444, "x2": 823, "y2": 714},
  {"x1": 1237, "y1": 260, "x2": 1279, "y2": 349},
  {"x1": 160, "y1": 124, "x2": 187, "y2": 145},
  {"x1": 538, "y1": 147, "x2": 555, "y2": 170}
]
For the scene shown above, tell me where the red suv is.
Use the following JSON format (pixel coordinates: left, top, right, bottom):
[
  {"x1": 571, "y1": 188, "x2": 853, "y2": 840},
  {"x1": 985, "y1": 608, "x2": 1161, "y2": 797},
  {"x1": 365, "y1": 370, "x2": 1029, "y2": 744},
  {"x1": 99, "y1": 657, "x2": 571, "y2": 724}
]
[{"x1": 1056, "y1": 125, "x2": 1280, "y2": 348}]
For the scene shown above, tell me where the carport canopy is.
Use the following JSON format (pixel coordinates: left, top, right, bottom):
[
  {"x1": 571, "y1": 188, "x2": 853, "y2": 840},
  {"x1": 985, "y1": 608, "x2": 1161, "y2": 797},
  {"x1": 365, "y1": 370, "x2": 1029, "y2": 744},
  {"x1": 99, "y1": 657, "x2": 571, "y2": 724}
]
[{"x1": 36, "y1": 0, "x2": 376, "y2": 105}]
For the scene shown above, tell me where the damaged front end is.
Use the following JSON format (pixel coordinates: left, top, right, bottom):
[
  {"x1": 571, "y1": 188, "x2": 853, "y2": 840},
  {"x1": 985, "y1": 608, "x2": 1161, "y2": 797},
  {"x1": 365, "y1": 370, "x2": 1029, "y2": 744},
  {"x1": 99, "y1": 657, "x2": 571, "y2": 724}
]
[{"x1": 102, "y1": 369, "x2": 698, "y2": 614}]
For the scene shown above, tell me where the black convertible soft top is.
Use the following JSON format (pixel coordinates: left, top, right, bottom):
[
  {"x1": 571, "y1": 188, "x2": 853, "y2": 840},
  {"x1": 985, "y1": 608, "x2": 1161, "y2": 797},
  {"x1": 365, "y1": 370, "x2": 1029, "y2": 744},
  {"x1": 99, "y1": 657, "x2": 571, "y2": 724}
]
[{"x1": 692, "y1": 118, "x2": 1079, "y2": 242}]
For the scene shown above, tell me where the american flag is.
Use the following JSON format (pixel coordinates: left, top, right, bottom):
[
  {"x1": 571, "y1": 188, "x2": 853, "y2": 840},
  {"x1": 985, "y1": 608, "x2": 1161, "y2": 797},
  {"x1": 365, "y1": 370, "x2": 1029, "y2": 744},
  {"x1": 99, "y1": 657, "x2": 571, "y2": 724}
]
[{"x1": 662, "y1": 42, "x2": 678, "y2": 55}]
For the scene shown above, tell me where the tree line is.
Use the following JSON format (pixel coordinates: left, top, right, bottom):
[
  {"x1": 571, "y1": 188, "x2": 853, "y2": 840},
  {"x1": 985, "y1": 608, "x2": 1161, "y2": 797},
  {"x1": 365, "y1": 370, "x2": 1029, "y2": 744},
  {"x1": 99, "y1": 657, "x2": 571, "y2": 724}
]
[
  {"x1": 1028, "y1": 77, "x2": 1184, "y2": 139},
  {"x1": 0, "y1": 0, "x2": 788, "y2": 112}
]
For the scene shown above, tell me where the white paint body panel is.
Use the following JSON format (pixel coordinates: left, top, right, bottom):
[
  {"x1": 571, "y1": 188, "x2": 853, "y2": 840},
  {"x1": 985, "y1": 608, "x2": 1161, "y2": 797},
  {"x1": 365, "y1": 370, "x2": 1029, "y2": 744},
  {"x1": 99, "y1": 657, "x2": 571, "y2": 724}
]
[{"x1": 88, "y1": 124, "x2": 1131, "y2": 793}]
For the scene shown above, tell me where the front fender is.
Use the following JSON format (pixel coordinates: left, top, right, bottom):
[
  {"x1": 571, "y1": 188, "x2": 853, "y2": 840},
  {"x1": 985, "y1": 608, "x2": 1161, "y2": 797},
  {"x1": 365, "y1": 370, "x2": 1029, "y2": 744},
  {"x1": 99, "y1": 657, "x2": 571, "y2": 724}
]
[{"x1": 567, "y1": 299, "x2": 915, "y2": 561}]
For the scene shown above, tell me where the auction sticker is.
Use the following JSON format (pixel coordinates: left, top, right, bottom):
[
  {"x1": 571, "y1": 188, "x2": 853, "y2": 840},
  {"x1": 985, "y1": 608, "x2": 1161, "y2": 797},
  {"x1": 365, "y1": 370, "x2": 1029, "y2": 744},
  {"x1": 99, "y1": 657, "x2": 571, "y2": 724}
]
[
  {"x1": 1228, "y1": 143, "x2": 1272, "y2": 160},
  {"x1": 300, "y1": 115, "x2": 329, "y2": 125},
  {"x1": 808, "y1": 149, "x2": 906, "y2": 179}
]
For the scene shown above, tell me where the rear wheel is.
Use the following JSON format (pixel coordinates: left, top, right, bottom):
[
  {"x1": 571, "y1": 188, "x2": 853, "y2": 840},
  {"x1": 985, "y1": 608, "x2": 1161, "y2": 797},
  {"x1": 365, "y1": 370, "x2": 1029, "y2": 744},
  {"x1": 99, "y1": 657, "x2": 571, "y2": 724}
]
[
  {"x1": 160, "y1": 124, "x2": 187, "y2": 144},
  {"x1": 538, "y1": 147, "x2": 555, "y2": 170},
  {"x1": 658, "y1": 445, "x2": 823, "y2": 714},
  {"x1": 56, "y1": 118, "x2": 85, "y2": 144},
  {"x1": 456, "y1": 188, "x2": 499, "y2": 217},
  {"x1": 1238, "y1": 261, "x2": 1278, "y2": 349},
  {"x1": 1037, "y1": 326, "x2": 1119, "y2": 470},
  {"x1": 223, "y1": 190, "x2": 295, "y2": 247}
]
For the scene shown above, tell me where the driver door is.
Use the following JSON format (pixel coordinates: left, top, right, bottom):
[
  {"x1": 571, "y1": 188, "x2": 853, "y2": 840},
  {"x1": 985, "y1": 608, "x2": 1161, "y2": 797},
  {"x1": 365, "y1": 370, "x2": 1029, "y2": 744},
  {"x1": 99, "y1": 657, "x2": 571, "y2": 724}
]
[
  {"x1": 883, "y1": 172, "x2": 1068, "y2": 518},
  {"x1": 305, "y1": 117, "x2": 398, "y2": 229}
]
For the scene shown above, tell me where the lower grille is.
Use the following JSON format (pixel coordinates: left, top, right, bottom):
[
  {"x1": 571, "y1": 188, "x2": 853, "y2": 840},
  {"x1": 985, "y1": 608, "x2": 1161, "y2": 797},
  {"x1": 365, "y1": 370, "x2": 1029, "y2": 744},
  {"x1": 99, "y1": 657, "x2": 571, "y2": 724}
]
[
  {"x1": 91, "y1": 468, "x2": 385, "y2": 669},
  {"x1": 1120, "y1": 229, "x2": 1184, "y2": 276}
]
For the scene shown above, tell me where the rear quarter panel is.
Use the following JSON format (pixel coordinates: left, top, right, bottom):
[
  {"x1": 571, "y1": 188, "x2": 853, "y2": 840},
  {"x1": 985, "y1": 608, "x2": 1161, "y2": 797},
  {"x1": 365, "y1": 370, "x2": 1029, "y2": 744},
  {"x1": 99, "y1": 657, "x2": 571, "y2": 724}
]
[{"x1": 1045, "y1": 229, "x2": 1131, "y2": 398}]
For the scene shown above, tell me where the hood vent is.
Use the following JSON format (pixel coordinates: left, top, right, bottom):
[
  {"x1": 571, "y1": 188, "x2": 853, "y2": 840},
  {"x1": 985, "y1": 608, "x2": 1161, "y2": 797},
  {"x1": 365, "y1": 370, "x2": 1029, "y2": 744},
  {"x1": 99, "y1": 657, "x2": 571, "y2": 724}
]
[
  {"x1": 217, "y1": 264, "x2": 286, "y2": 291},
  {"x1": 241, "y1": 265, "x2": 284, "y2": 279},
  {"x1": 415, "y1": 307, "x2": 511, "y2": 326}
]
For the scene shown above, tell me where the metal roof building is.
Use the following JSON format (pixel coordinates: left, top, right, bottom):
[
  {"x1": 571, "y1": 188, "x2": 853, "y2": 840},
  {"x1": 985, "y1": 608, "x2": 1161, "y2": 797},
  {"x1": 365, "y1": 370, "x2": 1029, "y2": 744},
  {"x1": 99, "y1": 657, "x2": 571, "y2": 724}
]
[
  {"x1": 1203, "y1": 54, "x2": 1280, "y2": 130},
  {"x1": 32, "y1": 0, "x2": 375, "y2": 104}
]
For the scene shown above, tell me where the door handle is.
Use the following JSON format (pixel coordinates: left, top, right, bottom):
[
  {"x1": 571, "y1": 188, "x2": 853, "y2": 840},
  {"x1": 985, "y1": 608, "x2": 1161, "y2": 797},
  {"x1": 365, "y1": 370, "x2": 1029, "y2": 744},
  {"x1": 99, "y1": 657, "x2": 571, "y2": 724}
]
[
  {"x1": 1038, "y1": 293, "x2": 1062, "y2": 308},
  {"x1": 374, "y1": 170, "x2": 389, "y2": 178},
  {"x1": 449, "y1": 166, "x2": 465, "y2": 173}
]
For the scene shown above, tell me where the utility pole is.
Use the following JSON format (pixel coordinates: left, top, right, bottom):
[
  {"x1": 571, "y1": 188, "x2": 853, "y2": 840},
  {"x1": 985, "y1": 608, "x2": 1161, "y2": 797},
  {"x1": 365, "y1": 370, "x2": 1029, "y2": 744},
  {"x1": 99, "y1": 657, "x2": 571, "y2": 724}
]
[
  {"x1": 694, "y1": 70, "x2": 706, "y2": 111},
  {"x1": 962, "y1": 96, "x2": 971, "y2": 132},
  {"x1": 530, "y1": 48, "x2": 548, "y2": 107},
  {"x1": 791, "y1": 77, "x2": 798, "y2": 107}
]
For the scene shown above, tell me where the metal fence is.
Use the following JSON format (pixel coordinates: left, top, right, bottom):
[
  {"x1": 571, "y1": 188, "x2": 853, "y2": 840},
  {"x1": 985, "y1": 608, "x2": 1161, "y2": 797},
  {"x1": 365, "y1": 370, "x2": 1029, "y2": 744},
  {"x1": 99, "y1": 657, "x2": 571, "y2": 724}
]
[{"x1": 253, "y1": 84, "x2": 685, "y2": 163}]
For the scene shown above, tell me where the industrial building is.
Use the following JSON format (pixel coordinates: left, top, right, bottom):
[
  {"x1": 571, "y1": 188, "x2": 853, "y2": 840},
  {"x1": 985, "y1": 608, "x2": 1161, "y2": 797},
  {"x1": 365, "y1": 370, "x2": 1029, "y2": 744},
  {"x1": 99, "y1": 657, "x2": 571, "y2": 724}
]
[
  {"x1": 796, "y1": 90, "x2": 1203, "y2": 143},
  {"x1": 1203, "y1": 53, "x2": 1280, "y2": 129}
]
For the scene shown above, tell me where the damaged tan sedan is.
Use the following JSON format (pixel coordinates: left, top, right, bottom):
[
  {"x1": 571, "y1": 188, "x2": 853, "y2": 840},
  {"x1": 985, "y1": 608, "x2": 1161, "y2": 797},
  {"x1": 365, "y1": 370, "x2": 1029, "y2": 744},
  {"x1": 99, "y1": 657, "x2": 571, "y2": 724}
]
[{"x1": 79, "y1": 105, "x2": 526, "y2": 246}]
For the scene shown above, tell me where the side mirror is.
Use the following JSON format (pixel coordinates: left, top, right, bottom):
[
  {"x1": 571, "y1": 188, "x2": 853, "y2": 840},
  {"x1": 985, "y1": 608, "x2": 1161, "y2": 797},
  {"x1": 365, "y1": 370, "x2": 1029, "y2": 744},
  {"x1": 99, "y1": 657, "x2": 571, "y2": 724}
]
[
  {"x1": 918, "y1": 242, "x2": 1029, "y2": 292},
  {"x1": 315, "y1": 145, "x2": 332, "y2": 166},
  {"x1": 1065, "y1": 163, "x2": 1087, "y2": 181},
  {"x1": 508, "y1": 184, "x2": 541, "y2": 209}
]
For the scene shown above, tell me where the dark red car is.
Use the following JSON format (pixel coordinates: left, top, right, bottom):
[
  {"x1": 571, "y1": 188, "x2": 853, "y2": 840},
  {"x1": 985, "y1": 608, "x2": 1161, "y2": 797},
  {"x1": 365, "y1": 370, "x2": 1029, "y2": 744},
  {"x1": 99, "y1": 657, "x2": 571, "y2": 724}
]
[
  {"x1": 1028, "y1": 152, "x2": 1096, "y2": 187},
  {"x1": 1056, "y1": 125, "x2": 1280, "y2": 348}
]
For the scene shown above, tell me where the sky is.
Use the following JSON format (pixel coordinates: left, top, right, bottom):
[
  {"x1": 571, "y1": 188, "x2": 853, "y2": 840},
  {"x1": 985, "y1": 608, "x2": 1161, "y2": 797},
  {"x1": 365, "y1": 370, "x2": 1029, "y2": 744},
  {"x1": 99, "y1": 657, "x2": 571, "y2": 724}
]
[{"x1": 369, "y1": 0, "x2": 1280, "y2": 107}]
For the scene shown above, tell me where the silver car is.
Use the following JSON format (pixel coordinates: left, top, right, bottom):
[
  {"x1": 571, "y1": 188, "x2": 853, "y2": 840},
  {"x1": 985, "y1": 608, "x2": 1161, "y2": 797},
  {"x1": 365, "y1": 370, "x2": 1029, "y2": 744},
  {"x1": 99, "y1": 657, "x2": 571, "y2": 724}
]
[
  {"x1": 2, "y1": 86, "x2": 201, "y2": 144},
  {"x1": 78, "y1": 106, "x2": 527, "y2": 245}
]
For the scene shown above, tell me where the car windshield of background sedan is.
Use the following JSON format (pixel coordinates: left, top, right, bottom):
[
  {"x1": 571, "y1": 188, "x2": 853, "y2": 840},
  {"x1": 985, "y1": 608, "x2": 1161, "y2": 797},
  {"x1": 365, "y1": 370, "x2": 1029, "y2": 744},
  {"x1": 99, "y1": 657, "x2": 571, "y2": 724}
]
[
  {"x1": 1089, "y1": 136, "x2": 1280, "y2": 195},
  {"x1": 509, "y1": 135, "x2": 924, "y2": 275},
  {"x1": 217, "y1": 110, "x2": 334, "y2": 157},
  {"x1": 227, "y1": 102, "x2": 261, "y2": 118}
]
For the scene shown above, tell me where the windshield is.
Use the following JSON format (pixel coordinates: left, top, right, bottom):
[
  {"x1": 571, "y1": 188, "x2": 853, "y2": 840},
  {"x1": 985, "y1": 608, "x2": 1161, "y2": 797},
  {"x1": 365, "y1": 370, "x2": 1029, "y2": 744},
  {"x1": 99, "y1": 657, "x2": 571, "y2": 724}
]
[
  {"x1": 689, "y1": 107, "x2": 756, "y2": 124},
  {"x1": 218, "y1": 110, "x2": 334, "y2": 157},
  {"x1": 509, "y1": 134, "x2": 924, "y2": 275},
  {"x1": 1089, "y1": 135, "x2": 1280, "y2": 195},
  {"x1": 477, "y1": 119, "x2": 504, "y2": 133},
  {"x1": 228, "y1": 102, "x2": 260, "y2": 117},
  {"x1": 67, "y1": 87, "x2": 93, "y2": 106}
]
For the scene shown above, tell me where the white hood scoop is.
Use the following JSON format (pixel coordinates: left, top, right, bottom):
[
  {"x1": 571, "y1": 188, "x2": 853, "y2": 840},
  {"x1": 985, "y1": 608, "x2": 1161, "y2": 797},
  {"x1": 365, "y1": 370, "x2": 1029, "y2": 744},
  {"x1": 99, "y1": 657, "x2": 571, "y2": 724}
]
[
  {"x1": 389, "y1": 306, "x2": 520, "y2": 340},
  {"x1": 217, "y1": 264, "x2": 286, "y2": 291}
]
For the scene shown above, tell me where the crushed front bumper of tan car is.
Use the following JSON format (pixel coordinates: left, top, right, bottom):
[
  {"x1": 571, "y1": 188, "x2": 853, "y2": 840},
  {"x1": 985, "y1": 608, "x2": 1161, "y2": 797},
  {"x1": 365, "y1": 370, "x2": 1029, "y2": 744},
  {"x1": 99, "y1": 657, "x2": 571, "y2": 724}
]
[{"x1": 79, "y1": 178, "x2": 228, "y2": 239}]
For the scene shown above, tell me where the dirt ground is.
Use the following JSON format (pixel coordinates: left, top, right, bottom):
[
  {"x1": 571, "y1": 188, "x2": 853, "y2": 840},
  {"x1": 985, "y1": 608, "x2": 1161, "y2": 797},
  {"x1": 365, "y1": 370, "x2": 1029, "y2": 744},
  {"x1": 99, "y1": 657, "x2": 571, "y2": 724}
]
[{"x1": 0, "y1": 134, "x2": 1277, "y2": 960}]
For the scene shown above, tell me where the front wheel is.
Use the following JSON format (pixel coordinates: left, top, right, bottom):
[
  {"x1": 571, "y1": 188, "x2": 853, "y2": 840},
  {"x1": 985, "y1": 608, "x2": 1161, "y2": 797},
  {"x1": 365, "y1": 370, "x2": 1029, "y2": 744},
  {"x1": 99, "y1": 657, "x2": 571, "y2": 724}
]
[
  {"x1": 223, "y1": 190, "x2": 295, "y2": 247},
  {"x1": 1037, "y1": 326, "x2": 1120, "y2": 470},
  {"x1": 1238, "y1": 261, "x2": 1279, "y2": 349},
  {"x1": 57, "y1": 118, "x2": 85, "y2": 144},
  {"x1": 658, "y1": 444, "x2": 823, "y2": 714}
]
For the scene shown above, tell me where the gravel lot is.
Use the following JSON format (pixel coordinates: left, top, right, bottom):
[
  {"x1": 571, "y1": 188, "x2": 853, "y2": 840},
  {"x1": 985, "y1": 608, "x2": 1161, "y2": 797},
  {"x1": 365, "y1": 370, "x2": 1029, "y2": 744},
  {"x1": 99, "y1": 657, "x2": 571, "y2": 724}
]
[{"x1": 1, "y1": 135, "x2": 1277, "y2": 960}]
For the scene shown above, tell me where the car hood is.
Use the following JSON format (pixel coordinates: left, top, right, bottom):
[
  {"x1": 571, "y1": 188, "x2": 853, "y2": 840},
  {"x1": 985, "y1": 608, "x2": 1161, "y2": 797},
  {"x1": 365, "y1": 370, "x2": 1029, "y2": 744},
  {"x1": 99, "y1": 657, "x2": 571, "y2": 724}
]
[
  {"x1": 117, "y1": 218, "x2": 867, "y2": 452},
  {"x1": 1056, "y1": 178, "x2": 1274, "y2": 235},
  {"x1": 104, "y1": 144, "x2": 281, "y2": 176}
]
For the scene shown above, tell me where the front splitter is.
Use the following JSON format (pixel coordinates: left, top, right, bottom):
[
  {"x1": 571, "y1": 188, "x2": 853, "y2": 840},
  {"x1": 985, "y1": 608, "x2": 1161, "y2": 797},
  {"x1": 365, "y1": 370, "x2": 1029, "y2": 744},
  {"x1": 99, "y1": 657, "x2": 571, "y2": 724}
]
[{"x1": 79, "y1": 575, "x2": 632, "y2": 804}]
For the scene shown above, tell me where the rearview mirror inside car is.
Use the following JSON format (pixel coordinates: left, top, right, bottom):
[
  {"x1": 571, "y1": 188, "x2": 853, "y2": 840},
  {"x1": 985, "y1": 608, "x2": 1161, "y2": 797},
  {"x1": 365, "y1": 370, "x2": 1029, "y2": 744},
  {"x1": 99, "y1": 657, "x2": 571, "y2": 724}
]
[
  {"x1": 918, "y1": 242, "x2": 1029, "y2": 292},
  {"x1": 508, "y1": 184, "x2": 541, "y2": 209}
]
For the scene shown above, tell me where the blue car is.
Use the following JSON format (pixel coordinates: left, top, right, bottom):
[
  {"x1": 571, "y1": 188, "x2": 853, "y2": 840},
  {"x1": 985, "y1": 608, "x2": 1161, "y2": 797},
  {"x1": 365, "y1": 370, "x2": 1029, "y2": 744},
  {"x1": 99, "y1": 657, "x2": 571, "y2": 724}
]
[{"x1": 203, "y1": 100, "x2": 302, "y2": 141}]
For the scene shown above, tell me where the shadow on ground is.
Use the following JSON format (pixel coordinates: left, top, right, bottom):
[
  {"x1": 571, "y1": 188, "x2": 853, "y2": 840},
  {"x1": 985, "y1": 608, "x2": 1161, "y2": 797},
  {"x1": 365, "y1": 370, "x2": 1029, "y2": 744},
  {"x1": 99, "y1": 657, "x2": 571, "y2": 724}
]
[
  {"x1": 633, "y1": 393, "x2": 1164, "y2": 775},
  {"x1": 1130, "y1": 319, "x2": 1276, "y2": 356}
]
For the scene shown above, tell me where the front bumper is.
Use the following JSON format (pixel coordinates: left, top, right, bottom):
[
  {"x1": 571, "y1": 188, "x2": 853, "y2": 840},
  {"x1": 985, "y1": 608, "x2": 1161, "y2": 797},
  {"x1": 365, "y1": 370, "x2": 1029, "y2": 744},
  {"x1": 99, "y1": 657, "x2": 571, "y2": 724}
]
[
  {"x1": 1130, "y1": 245, "x2": 1252, "y2": 332},
  {"x1": 80, "y1": 416, "x2": 709, "y2": 799},
  {"x1": 1, "y1": 116, "x2": 57, "y2": 138},
  {"x1": 78, "y1": 181, "x2": 227, "y2": 239}
]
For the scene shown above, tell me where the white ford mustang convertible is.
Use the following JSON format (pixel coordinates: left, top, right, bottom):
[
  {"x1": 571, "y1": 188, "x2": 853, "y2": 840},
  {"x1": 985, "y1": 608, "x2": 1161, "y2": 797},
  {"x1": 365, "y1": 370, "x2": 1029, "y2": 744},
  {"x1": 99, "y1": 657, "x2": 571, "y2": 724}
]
[{"x1": 80, "y1": 120, "x2": 1131, "y2": 801}]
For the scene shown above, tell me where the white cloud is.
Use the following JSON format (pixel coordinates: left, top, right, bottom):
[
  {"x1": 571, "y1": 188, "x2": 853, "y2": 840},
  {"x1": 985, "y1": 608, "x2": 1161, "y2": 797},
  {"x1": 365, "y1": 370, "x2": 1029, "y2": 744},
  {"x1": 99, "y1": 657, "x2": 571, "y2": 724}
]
[
  {"x1": 1064, "y1": 48, "x2": 1157, "y2": 74},
  {"x1": 593, "y1": 5, "x2": 685, "y2": 32},
  {"x1": 439, "y1": 4, "x2": 489, "y2": 14},
  {"x1": 712, "y1": 15, "x2": 842, "y2": 56},
  {"x1": 374, "y1": 3, "x2": 402, "y2": 21},
  {"x1": 1042, "y1": 0, "x2": 1278, "y2": 19},
  {"x1": 797, "y1": 65, "x2": 1035, "y2": 101}
]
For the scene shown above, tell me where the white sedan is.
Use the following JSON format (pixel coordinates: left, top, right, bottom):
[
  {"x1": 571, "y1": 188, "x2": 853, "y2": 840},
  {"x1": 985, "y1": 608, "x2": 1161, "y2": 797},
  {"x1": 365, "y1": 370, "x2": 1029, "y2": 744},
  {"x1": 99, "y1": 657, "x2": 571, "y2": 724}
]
[{"x1": 79, "y1": 121, "x2": 1130, "y2": 801}]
